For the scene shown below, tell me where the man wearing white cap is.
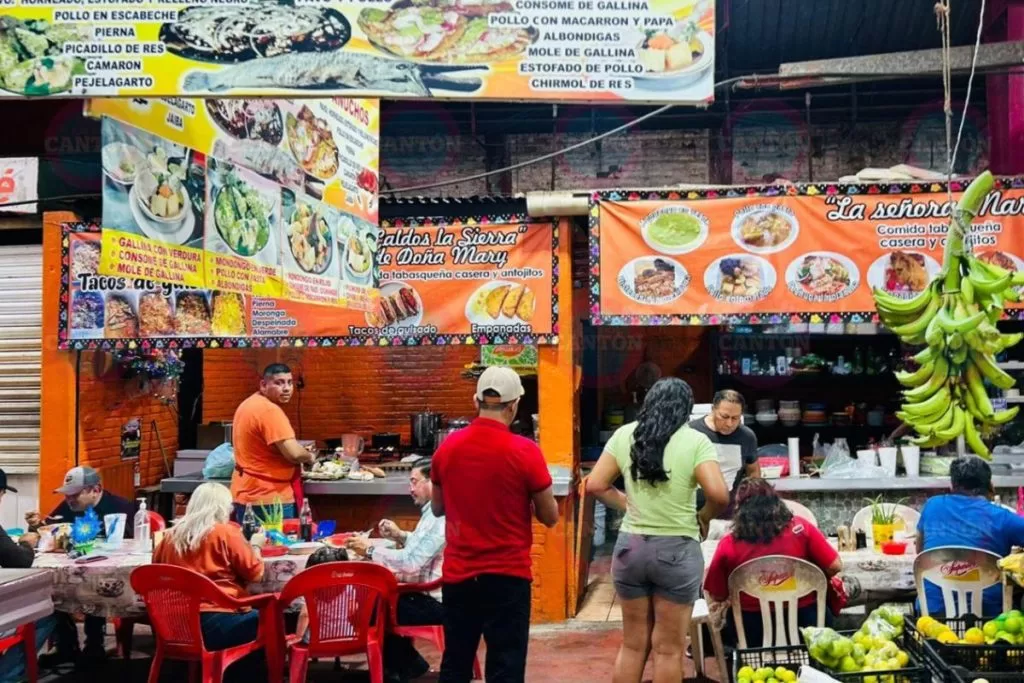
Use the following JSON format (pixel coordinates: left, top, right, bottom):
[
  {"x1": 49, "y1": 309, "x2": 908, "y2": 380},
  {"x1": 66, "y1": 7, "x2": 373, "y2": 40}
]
[
  {"x1": 25, "y1": 466, "x2": 135, "y2": 668},
  {"x1": 430, "y1": 367, "x2": 558, "y2": 683}
]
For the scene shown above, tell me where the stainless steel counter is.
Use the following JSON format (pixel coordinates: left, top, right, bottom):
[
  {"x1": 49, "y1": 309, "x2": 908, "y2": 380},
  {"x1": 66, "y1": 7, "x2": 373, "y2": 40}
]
[
  {"x1": 0, "y1": 569, "x2": 54, "y2": 633},
  {"x1": 161, "y1": 465, "x2": 572, "y2": 497}
]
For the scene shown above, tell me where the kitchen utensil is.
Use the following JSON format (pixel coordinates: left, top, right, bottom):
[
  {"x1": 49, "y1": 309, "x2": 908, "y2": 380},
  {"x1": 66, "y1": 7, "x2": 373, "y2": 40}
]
[
  {"x1": 341, "y1": 434, "x2": 364, "y2": 459},
  {"x1": 881, "y1": 541, "x2": 907, "y2": 556},
  {"x1": 411, "y1": 412, "x2": 442, "y2": 449},
  {"x1": 371, "y1": 433, "x2": 401, "y2": 449},
  {"x1": 435, "y1": 423, "x2": 468, "y2": 450},
  {"x1": 261, "y1": 545, "x2": 287, "y2": 557}
]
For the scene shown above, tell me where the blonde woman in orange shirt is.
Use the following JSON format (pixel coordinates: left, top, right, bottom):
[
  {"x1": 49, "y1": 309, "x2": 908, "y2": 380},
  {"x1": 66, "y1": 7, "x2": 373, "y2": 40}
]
[{"x1": 153, "y1": 482, "x2": 266, "y2": 681}]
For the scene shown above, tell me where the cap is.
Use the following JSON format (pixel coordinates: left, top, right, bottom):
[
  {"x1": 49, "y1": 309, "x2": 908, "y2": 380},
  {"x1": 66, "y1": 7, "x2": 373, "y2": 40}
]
[
  {"x1": 475, "y1": 367, "x2": 525, "y2": 404},
  {"x1": 55, "y1": 466, "x2": 101, "y2": 495},
  {"x1": 0, "y1": 469, "x2": 17, "y2": 493}
]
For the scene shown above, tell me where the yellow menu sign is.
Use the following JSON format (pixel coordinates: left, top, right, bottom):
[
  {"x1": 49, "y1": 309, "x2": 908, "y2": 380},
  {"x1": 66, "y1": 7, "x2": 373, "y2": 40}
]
[
  {"x1": 0, "y1": 0, "x2": 714, "y2": 104},
  {"x1": 89, "y1": 96, "x2": 380, "y2": 309}
]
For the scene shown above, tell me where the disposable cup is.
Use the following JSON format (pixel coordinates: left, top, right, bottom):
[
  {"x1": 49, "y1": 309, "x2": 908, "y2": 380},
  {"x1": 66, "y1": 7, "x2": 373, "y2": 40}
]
[
  {"x1": 901, "y1": 445, "x2": 921, "y2": 477},
  {"x1": 877, "y1": 447, "x2": 898, "y2": 476},
  {"x1": 856, "y1": 449, "x2": 877, "y2": 468},
  {"x1": 104, "y1": 513, "x2": 127, "y2": 548}
]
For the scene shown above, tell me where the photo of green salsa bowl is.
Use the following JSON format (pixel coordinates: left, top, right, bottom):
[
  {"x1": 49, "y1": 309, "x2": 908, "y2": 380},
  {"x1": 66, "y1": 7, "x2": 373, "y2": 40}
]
[{"x1": 640, "y1": 206, "x2": 709, "y2": 255}]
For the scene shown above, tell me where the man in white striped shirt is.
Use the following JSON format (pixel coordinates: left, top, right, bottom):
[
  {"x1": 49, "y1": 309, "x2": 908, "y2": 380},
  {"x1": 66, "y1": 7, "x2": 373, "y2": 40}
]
[{"x1": 347, "y1": 458, "x2": 444, "y2": 682}]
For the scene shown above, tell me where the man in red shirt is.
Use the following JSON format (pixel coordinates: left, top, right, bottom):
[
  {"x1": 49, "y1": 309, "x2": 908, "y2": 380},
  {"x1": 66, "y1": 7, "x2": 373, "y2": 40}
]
[{"x1": 431, "y1": 367, "x2": 558, "y2": 683}]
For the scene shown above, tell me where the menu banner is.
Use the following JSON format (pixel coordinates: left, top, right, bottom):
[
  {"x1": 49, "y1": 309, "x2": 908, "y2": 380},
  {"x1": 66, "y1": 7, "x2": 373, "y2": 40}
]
[
  {"x1": 90, "y1": 95, "x2": 380, "y2": 310},
  {"x1": 590, "y1": 179, "x2": 1024, "y2": 325},
  {"x1": 0, "y1": 0, "x2": 713, "y2": 104},
  {"x1": 367, "y1": 220, "x2": 557, "y2": 339},
  {"x1": 59, "y1": 218, "x2": 559, "y2": 349}
]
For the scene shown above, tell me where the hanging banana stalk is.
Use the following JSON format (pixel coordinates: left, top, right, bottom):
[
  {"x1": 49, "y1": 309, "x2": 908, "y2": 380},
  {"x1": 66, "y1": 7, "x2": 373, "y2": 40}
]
[{"x1": 874, "y1": 171, "x2": 1023, "y2": 459}]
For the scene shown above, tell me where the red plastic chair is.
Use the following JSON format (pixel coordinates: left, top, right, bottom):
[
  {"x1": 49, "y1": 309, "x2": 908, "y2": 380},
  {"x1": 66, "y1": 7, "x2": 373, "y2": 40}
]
[
  {"x1": 130, "y1": 564, "x2": 282, "y2": 683},
  {"x1": 0, "y1": 623, "x2": 37, "y2": 683},
  {"x1": 148, "y1": 510, "x2": 167, "y2": 531},
  {"x1": 114, "y1": 510, "x2": 167, "y2": 658},
  {"x1": 277, "y1": 562, "x2": 397, "y2": 683},
  {"x1": 390, "y1": 578, "x2": 482, "y2": 680}
]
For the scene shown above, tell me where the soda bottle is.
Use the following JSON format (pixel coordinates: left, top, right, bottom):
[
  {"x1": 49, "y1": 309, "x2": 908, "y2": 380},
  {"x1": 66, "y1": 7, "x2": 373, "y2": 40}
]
[
  {"x1": 242, "y1": 504, "x2": 258, "y2": 542},
  {"x1": 299, "y1": 500, "x2": 314, "y2": 543}
]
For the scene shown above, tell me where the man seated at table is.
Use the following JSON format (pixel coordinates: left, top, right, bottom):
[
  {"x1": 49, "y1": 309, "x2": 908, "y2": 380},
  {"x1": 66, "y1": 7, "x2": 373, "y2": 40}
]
[
  {"x1": 346, "y1": 457, "x2": 445, "y2": 683},
  {"x1": 25, "y1": 466, "x2": 136, "y2": 669},
  {"x1": 0, "y1": 468, "x2": 56, "y2": 683},
  {"x1": 917, "y1": 455, "x2": 1024, "y2": 617}
]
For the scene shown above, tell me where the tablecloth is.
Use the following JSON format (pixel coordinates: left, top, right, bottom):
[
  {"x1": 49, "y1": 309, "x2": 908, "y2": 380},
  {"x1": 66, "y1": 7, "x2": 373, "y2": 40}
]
[{"x1": 33, "y1": 541, "x2": 311, "y2": 618}]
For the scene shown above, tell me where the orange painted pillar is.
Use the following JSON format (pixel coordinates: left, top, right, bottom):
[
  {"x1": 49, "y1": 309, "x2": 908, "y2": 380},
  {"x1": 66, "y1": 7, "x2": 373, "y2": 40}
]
[
  {"x1": 531, "y1": 217, "x2": 579, "y2": 623},
  {"x1": 39, "y1": 212, "x2": 79, "y2": 515}
]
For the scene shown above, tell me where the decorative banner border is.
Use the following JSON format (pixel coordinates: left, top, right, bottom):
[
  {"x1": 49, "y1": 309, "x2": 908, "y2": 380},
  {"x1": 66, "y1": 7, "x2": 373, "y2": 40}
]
[
  {"x1": 588, "y1": 177, "x2": 1024, "y2": 326},
  {"x1": 59, "y1": 216, "x2": 559, "y2": 350}
]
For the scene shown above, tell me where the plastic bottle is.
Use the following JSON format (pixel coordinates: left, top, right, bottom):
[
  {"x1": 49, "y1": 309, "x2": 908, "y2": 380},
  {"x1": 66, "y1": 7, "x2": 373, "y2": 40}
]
[
  {"x1": 134, "y1": 498, "x2": 151, "y2": 551},
  {"x1": 299, "y1": 500, "x2": 314, "y2": 543}
]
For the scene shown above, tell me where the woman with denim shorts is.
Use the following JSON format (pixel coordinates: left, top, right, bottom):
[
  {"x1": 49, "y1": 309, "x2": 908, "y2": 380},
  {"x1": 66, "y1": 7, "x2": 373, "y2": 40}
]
[{"x1": 587, "y1": 378, "x2": 730, "y2": 683}]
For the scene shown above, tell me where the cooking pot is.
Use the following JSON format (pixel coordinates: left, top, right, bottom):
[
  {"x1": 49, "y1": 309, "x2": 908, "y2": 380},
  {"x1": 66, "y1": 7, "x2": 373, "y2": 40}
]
[
  {"x1": 434, "y1": 418, "x2": 471, "y2": 450},
  {"x1": 411, "y1": 412, "x2": 442, "y2": 449}
]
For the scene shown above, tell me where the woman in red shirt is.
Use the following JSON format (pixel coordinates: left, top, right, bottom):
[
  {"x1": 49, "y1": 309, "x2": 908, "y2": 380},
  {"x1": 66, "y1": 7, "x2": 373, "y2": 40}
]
[
  {"x1": 153, "y1": 482, "x2": 266, "y2": 680},
  {"x1": 704, "y1": 478, "x2": 842, "y2": 647}
]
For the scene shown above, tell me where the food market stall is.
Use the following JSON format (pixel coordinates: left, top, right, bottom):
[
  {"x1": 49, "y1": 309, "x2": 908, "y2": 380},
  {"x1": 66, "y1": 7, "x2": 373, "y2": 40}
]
[{"x1": 583, "y1": 178, "x2": 1024, "y2": 536}]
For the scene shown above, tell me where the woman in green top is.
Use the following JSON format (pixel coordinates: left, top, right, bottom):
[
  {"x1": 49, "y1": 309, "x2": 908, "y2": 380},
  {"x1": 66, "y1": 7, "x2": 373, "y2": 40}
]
[{"x1": 588, "y1": 378, "x2": 729, "y2": 683}]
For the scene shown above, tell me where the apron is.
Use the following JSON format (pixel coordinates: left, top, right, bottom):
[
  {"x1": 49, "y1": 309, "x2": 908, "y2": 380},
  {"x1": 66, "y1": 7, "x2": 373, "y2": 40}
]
[{"x1": 234, "y1": 465, "x2": 305, "y2": 511}]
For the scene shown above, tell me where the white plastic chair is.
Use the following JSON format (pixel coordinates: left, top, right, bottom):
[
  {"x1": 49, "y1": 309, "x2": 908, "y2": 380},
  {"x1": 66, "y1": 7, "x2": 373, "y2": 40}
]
[
  {"x1": 689, "y1": 598, "x2": 728, "y2": 680},
  {"x1": 782, "y1": 500, "x2": 818, "y2": 527},
  {"x1": 913, "y1": 546, "x2": 1012, "y2": 617},
  {"x1": 727, "y1": 555, "x2": 828, "y2": 648},
  {"x1": 851, "y1": 504, "x2": 920, "y2": 545}
]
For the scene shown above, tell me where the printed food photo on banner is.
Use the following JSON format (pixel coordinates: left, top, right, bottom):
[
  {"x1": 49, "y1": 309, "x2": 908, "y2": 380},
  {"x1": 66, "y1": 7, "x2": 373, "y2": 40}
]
[
  {"x1": 61, "y1": 218, "x2": 559, "y2": 349},
  {"x1": 88, "y1": 95, "x2": 381, "y2": 308},
  {"x1": 101, "y1": 120, "x2": 206, "y2": 249},
  {"x1": 0, "y1": 0, "x2": 713, "y2": 104},
  {"x1": 590, "y1": 183, "x2": 1024, "y2": 324}
]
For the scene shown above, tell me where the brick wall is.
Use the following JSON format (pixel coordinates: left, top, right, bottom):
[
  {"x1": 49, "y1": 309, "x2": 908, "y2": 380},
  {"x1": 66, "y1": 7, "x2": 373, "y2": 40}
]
[
  {"x1": 202, "y1": 346, "x2": 480, "y2": 442},
  {"x1": 76, "y1": 351, "x2": 179, "y2": 488},
  {"x1": 380, "y1": 117, "x2": 989, "y2": 196}
]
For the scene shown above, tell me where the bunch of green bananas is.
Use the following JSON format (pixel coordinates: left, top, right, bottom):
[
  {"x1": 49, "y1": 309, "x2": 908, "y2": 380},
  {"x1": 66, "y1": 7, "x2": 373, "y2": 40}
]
[{"x1": 873, "y1": 172, "x2": 1021, "y2": 459}]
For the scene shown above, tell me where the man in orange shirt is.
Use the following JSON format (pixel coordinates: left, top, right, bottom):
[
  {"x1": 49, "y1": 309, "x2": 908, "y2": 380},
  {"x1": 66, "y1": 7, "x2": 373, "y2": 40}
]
[{"x1": 230, "y1": 364, "x2": 315, "y2": 522}]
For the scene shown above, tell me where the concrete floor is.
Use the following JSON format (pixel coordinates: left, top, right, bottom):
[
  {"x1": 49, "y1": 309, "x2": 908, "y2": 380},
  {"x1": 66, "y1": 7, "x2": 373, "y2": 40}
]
[{"x1": 37, "y1": 621, "x2": 721, "y2": 682}]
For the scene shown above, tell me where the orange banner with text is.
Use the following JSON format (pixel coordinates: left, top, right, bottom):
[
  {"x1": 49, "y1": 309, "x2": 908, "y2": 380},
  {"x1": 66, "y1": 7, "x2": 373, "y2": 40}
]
[{"x1": 592, "y1": 184, "x2": 1024, "y2": 324}]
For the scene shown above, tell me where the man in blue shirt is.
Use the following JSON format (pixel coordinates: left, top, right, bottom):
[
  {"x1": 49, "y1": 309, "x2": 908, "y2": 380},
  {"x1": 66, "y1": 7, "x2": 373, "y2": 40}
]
[{"x1": 917, "y1": 456, "x2": 1024, "y2": 616}]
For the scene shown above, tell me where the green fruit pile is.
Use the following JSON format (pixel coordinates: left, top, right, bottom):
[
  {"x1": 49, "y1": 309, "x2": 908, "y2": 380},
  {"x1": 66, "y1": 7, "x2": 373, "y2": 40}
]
[
  {"x1": 803, "y1": 608, "x2": 910, "y2": 680},
  {"x1": 737, "y1": 664, "x2": 797, "y2": 683},
  {"x1": 874, "y1": 172, "x2": 1022, "y2": 458},
  {"x1": 980, "y1": 609, "x2": 1024, "y2": 646}
]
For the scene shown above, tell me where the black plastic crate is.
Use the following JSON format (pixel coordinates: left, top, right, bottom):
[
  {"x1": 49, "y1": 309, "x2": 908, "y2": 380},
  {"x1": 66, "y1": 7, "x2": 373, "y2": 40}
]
[
  {"x1": 905, "y1": 615, "x2": 1024, "y2": 677},
  {"x1": 733, "y1": 634, "x2": 930, "y2": 683}
]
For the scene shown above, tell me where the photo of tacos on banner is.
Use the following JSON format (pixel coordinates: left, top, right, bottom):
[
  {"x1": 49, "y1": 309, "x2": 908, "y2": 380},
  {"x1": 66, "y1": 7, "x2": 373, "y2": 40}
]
[{"x1": 358, "y1": 0, "x2": 536, "y2": 64}]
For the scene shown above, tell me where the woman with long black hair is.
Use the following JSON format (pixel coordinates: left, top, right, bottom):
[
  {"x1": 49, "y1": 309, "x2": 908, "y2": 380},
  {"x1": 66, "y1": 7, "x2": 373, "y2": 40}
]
[{"x1": 587, "y1": 378, "x2": 730, "y2": 683}]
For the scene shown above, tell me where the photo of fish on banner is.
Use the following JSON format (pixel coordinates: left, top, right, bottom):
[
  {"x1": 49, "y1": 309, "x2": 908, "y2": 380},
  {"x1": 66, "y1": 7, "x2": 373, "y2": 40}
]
[
  {"x1": 101, "y1": 119, "x2": 206, "y2": 247},
  {"x1": 164, "y1": 1, "x2": 509, "y2": 96}
]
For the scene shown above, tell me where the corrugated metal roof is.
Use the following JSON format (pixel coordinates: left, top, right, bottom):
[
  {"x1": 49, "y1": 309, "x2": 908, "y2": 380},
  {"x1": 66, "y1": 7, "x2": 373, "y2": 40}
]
[{"x1": 724, "y1": 0, "x2": 985, "y2": 73}]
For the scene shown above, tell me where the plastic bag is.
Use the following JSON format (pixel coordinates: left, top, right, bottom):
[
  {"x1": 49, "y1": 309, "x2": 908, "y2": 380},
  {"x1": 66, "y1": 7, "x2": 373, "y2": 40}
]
[
  {"x1": 820, "y1": 439, "x2": 889, "y2": 479},
  {"x1": 203, "y1": 442, "x2": 235, "y2": 479},
  {"x1": 802, "y1": 627, "x2": 848, "y2": 670}
]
